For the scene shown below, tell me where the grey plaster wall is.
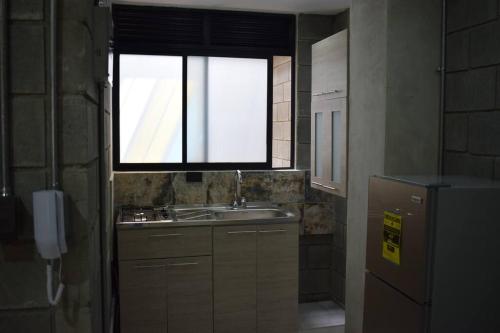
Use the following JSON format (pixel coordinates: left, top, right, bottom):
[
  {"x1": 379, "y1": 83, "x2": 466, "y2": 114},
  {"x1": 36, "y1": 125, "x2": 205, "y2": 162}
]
[
  {"x1": 385, "y1": 1, "x2": 441, "y2": 175},
  {"x1": 346, "y1": 0, "x2": 441, "y2": 332},
  {"x1": 346, "y1": 2, "x2": 387, "y2": 331},
  {"x1": 444, "y1": 0, "x2": 500, "y2": 179},
  {"x1": 0, "y1": 1, "x2": 109, "y2": 332}
]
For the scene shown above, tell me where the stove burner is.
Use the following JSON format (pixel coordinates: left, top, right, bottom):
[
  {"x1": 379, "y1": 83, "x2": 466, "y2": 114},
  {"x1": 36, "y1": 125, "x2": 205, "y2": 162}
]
[
  {"x1": 120, "y1": 206, "x2": 172, "y2": 223},
  {"x1": 134, "y1": 212, "x2": 146, "y2": 222}
]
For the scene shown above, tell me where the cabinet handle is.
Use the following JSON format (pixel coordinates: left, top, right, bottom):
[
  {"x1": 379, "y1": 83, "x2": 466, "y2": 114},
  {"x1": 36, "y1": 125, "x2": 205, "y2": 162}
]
[
  {"x1": 227, "y1": 231, "x2": 256, "y2": 235},
  {"x1": 313, "y1": 90, "x2": 343, "y2": 97},
  {"x1": 259, "y1": 230, "x2": 287, "y2": 234},
  {"x1": 149, "y1": 233, "x2": 183, "y2": 238},
  {"x1": 168, "y1": 262, "x2": 199, "y2": 267},
  {"x1": 134, "y1": 264, "x2": 166, "y2": 270},
  {"x1": 312, "y1": 182, "x2": 337, "y2": 191}
]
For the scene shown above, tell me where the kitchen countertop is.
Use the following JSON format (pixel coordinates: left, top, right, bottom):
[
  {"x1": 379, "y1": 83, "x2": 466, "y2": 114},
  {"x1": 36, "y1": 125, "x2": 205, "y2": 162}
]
[{"x1": 116, "y1": 202, "x2": 300, "y2": 230}]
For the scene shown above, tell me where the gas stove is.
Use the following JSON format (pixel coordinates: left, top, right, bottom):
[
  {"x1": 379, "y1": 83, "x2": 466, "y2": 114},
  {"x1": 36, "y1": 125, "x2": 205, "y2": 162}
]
[{"x1": 119, "y1": 206, "x2": 173, "y2": 224}]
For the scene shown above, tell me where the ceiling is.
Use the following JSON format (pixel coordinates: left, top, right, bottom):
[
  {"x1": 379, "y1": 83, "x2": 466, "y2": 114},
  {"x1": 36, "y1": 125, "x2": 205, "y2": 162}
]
[{"x1": 112, "y1": 0, "x2": 351, "y2": 15}]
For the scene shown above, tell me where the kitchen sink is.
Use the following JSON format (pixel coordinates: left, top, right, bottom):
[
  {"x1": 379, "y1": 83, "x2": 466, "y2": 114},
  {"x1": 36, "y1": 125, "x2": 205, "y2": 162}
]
[
  {"x1": 172, "y1": 205, "x2": 290, "y2": 222},
  {"x1": 118, "y1": 204, "x2": 296, "y2": 229},
  {"x1": 173, "y1": 208, "x2": 215, "y2": 221},
  {"x1": 213, "y1": 208, "x2": 288, "y2": 220}
]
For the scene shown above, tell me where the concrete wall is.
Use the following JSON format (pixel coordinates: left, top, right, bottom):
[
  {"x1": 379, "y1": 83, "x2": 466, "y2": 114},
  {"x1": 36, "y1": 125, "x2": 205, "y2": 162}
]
[
  {"x1": 385, "y1": 1, "x2": 441, "y2": 175},
  {"x1": 346, "y1": 1, "x2": 441, "y2": 332},
  {"x1": 346, "y1": 2, "x2": 388, "y2": 331},
  {"x1": 0, "y1": 1, "x2": 109, "y2": 332},
  {"x1": 444, "y1": 0, "x2": 500, "y2": 179}
]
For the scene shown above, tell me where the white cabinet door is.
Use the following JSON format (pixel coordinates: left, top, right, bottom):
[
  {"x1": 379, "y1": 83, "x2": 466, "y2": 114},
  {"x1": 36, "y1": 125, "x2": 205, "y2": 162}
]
[
  {"x1": 312, "y1": 29, "x2": 348, "y2": 98},
  {"x1": 257, "y1": 224, "x2": 299, "y2": 333},
  {"x1": 311, "y1": 29, "x2": 349, "y2": 197},
  {"x1": 311, "y1": 96, "x2": 348, "y2": 197},
  {"x1": 213, "y1": 225, "x2": 257, "y2": 333}
]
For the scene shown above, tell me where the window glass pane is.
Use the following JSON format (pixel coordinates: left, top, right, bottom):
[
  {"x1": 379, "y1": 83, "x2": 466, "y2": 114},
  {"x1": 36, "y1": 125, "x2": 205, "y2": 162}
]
[
  {"x1": 332, "y1": 111, "x2": 341, "y2": 182},
  {"x1": 315, "y1": 112, "x2": 323, "y2": 177},
  {"x1": 119, "y1": 54, "x2": 183, "y2": 163},
  {"x1": 187, "y1": 56, "x2": 268, "y2": 163}
]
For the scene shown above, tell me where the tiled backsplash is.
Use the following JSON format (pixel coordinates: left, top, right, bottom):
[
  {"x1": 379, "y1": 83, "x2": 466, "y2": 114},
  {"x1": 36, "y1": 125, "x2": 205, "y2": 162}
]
[{"x1": 113, "y1": 170, "x2": 341, "y2": 236}]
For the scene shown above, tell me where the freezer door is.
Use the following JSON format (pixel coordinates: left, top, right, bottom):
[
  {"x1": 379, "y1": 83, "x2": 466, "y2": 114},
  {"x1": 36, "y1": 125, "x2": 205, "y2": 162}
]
[
  {"x1": 363, "y1": 272, "x2": 425, "y2": 333},
  {"x1": 366, "y1": 176, "x2": 430, "y2": 303}
]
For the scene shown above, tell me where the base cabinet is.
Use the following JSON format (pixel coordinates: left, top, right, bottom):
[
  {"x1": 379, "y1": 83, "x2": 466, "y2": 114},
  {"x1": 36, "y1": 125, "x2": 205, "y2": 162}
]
[
  {"x1": 167, "y1": 256, "x2": 213, "y2": 333},
  {"x1": 119, "y1": 260, "x2": 167, "y2": 333},
  {"x1": 214, "y1": 226, "x2": 257, "y2": 333},
  {"x1": 118, "y1": 222, "x2": 298, "y2": 333},
  {"x1": 257, "y1": 224, "x2": 299, "y2": 333},
  {"x1": 213, "y1": 223, "x2": 298, "y2": 333},
  {"x1": 119, "y1": 256, "x2": 213, "y2": 333}
]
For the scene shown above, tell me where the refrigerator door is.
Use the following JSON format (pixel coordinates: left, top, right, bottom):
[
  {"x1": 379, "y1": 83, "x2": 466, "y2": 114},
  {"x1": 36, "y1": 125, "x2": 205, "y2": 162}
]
[
  {"x1": 366, "y1": 176, "x2": 431, "y2": 303},
  {"x1": 363, "y1": 272, "x2": 425, "y2": 333}
]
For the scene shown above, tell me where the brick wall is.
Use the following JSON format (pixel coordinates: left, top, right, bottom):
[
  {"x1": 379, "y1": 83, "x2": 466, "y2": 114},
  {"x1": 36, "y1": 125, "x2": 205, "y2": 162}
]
[
  {"x1": 272, "y1": 56, "x2": 292, "y2": 167},
  {"x1": 0, "y1": 1, "x2": 109, "y2": 332},
  {"x1": 444, "y1": 0, "x2": 500, "y2": 179}
]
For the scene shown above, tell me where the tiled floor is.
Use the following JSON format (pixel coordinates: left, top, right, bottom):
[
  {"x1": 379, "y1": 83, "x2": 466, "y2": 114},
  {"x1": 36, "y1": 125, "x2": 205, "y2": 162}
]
[{"x1": 299, "y1": 301, "x2": 345, "y2": 333}]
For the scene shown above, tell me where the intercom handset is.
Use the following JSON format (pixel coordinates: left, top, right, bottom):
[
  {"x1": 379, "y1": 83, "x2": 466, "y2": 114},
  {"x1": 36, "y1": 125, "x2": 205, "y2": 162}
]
[{"x1": 33, "y1": 190, "x2": 67, "y2": 305}]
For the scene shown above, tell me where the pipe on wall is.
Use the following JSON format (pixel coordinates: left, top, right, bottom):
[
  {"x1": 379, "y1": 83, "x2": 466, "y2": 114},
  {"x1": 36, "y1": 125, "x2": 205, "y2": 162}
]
[
  {"x1": 50, "y1": 0, "x2": 59, "y2": 189},
  {"x1": 0, "y1": 0, "x2": 11, "y2": 197},
  {"x1": 438, "y1": 0, "x2": 446, "y2": 174}
]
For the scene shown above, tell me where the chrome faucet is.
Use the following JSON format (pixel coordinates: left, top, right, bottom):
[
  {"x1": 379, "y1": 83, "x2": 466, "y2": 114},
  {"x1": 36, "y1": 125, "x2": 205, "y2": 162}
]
[{"x1": 232, "y1": 170, "x2": 246, "y2": 209}]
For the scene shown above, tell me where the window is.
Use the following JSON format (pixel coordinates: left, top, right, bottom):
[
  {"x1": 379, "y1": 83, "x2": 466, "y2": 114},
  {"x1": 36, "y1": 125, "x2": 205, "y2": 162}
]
[
  {"x1": 112, "y1": 5, "x2": 295, "y2": 171},
  {"x1": 119, "y1": 55, "x2": 183, "y2": 164},
  {"x1": 187, "y1": 57, "x2": 268, "y2": 163}
]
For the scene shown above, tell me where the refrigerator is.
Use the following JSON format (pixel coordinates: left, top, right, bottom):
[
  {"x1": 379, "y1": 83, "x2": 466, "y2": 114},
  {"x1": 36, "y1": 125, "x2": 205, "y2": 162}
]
[{"x1": 363, "y1": 175, "x2": 500, "y2": 333}]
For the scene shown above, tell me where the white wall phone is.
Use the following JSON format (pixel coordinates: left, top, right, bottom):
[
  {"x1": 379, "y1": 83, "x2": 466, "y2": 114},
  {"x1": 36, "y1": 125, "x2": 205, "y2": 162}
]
[
  {"x1": 33, "y1": 190, "x2": 67, "y2": 305},
  {"x1": 33, "y1": 0, "x2": 66, "y2": 307}
]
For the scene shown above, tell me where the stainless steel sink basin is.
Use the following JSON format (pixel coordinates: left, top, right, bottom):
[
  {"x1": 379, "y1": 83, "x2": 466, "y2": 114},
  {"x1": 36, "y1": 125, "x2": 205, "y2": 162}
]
[
  {"x1": 174, "y1": 208, "x2": 214, "y2": 221},
  {"x1": 168, "y1": 204, "x2": 293, "y2": 224},
  {"x1": 117, "y1": 204, "x2": 296, "y2": 229},
  {"x1": 213, "y1": 208, "x2": 288, "y2": 220}
]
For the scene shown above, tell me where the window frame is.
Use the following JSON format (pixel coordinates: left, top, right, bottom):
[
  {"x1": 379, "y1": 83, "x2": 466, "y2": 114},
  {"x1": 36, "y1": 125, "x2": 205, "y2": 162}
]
[{"x1": 111, "y1": 6, "x2": 296, "y2": 172}]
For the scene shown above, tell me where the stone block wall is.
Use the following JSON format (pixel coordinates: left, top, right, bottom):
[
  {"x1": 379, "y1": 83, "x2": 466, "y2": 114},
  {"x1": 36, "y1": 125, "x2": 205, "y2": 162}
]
[
  {"x1": 299, "y1": 235, "x2": 333, "y2": 302},
  {"x1": 272, "y1": 56, "x2": 292, "y2": 168},
  {"x1": 0, "y1": 1, "x2": 108, "y2": 332},
  {"x1": 444, "y1": 0, "x2": 500, "y2": 179}
]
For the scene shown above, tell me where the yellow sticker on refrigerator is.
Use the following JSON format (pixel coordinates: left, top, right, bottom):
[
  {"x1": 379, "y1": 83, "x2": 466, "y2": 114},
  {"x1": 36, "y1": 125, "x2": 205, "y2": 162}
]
[{"x1": 382, "y1": 211, "x2": 402, "y2": 265}]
